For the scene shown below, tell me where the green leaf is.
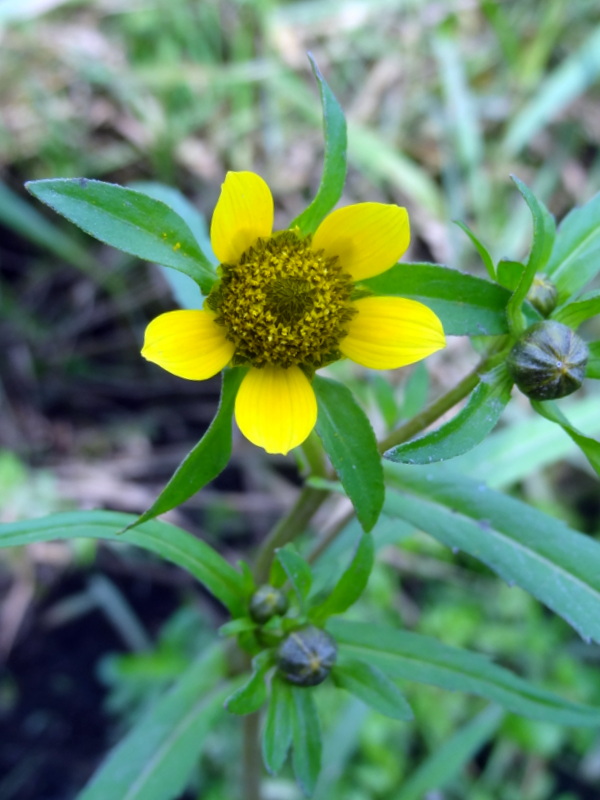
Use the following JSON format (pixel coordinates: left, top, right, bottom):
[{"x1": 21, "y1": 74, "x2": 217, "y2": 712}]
[
  {"x1": 311, "y1": 533, "x2": 374, "y2": 623},
  {"x1": 262, "y1": 675, "x2": 294, "y2": 775},
  {"x1": 552, "y1": 290, "x2": 600, "y2": 328},
  {"x1": 385, "y1": 365, "x2": 513, "y2": 465},
  {"x1": 496, "y1": 259, "x2": 524, "y2": 291},
  {"x1": 225, "y1": 652, "x2": 271, "y2": 715},
  {"x1": 329, "y1": 619, "x2": 600, "y2": 726},
  {"x1": 586, "y1": 341, "x2": 600, "y2": 379},
  {"x1": 290, "y1": 55, "x2": 347, "y2": 235},
  {"x1": 25, "y1": 178, "x2": 217, "y2": 294},
  {"x1": 314, "y1": 376, "x2": 384, "y2": 532},
  {"x1": 394, "y1": 705, "x2": 504, "y2": 800},
  {"x1": 506, "y1": 176, "x2": 556, "y2": 334},
  {"x1": 291, "y1": 687, "x2": 322, "y2": 796},
  {"x1": 130, "y1": 368, "x2": 244, "y2": 529},
  {"x1": 0, "y1": 511, "x2": 245, "y2": 617},
  {"x1": 363, "y1": 263, "x2": 531, "y2": 336},
  {"x1": 218, "y1": 617, "x2": 256, "y2": 638},
  {"x1": 276, "y1": 545, "x2": 313, "y2": 607},
  {"x1": 385, "y1": 466, "x2": 600, "y2": 644},
  {"x1": 400, "y1": 362, "x2": 429, "y2": 419},
  {"x1": 545, "y1": 190, "x2": 600, "y2": 302},
  {"x1": 453, "y1": 220, "x2": 495, "y2": 280},
  {"x1": 531, "y1": 400, "x2": 600, "y2": 478},
  {"x1": 77, "y1": 646, "x2": 229, "y2": 800},
  {"x1": 0, "y1": 181, "x2": 90, "y2": 272},
  {"x1": 332, "y1": 660, "x2": 413, "y2": 720}
]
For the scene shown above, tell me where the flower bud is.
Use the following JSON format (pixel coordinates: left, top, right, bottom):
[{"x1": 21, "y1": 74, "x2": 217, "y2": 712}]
[
  {"x1": 249, "y1": 585, "x2": 289, "y2": 624},
  {"x1": 526, "y1": 275, "x2": 558, "y2": 317},
  {"x1": 277, "y1": 626, "x2": 337, "y2": 687},
  {"x1": 507, "y1": 320, "x2": 588, "y2": 400}
]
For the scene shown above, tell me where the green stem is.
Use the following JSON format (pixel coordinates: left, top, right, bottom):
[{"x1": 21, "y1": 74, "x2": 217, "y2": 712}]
[
  {"x1": 243, "y1": 712, "x2": 262, "y2": 800},
  {"x1": 253, "y1": 486, "x2": 328, "y2": 583}
]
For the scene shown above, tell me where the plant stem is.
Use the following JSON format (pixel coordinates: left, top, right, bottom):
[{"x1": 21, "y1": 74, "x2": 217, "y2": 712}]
[
  {"x1": 243, "y1": 712, "x2": 262, "y2": 800},
  {"x1": 253, "y1": 486, "x2": 328, "y2": 583}
]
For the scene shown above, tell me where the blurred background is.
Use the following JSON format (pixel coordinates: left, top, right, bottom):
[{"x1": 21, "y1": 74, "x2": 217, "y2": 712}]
[{"x1": 1, "y1": 1, "x2": 600, "y2": 798}]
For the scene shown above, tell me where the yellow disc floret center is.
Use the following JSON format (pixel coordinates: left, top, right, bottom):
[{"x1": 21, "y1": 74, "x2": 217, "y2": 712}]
[{"x1": 207, "y1": 230, "x2": 355, "y2": 369}]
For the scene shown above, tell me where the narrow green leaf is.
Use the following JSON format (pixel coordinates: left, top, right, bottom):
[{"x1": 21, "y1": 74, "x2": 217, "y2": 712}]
[
  {"x1": 0, "y1": 181, "x2": 90, "y2": 271},
  {"x1": 400, "y1": 362, "x2": 429, "y2": 419},
  {"x1": 586, "y1": 341, "x2": 600, "y2": 379},
  {"x1": 78, "y1": 646, "x2": 229, "y2": 800},
  {"x1": 130, "y1": 368, "x2": 244, "y2": 529},
  {"x1": 332, "y1": 660, "x2": 413, "y2": 721},
  {"x1": 311, "y1": 533, "x2": 374, "y2": 623},
  {"x1": 291, "y1": 687, "x2": 322, "y2": 796},
  {"x1": 0, "y1": 511, "x2": 245, "y2": 617},
  {"x1": 552, "y1": 290, "x2": 600, "y2": 328},
  {"x1": 394, "y1": 706, "x2": 504, "y2": 800},
  {"x1": 385, "y1": 366, "x2": 513, "y2": 465},
  {"x1": 262, "y1": 675, "x2": 294, "y2": 775},
  {"x1": 545, "y1": 190, "x2": 600, "y2": 302},
  {"x1": 25, "y1": 178, "x2": 217, "y2": 294},
  {"x1": 290, "y1": 55, "x2": 347, "y2": 235},
  {"x1": 218, "y1": 618, "x2": 256, "y2": 638},
  {"x1": 363, "y1": 263, "x2": 533, "y2": 336},
  {"x1": 385, "y1": 466, "x2": 600, "y2": 644},
  {"x1": 329, "y1": 619, "x2": 600, "y2": 726},
  {"x1": 314, "y1": 376, "x2": 384, "y2": 532},
  {"x1": 506, "y1": 176, "x2": 556, "y2": 334},
  {"x1": 225, "y1": 652, "x2": 271, "y2": 715},
  {"x1": 454, "y1": 220, "x2": 495, "y2": 280},
  {"x1": 276, "y1": 546, "x2": 313, "y2": 606},
  {"x1": 531, "y1": 400, "x2": 600, "y2": 478},
  {"x1": 496, "y1": 259, "x2": 524, "y2": 290}
]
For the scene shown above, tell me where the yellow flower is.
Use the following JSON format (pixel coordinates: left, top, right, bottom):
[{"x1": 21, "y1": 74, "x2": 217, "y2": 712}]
[{"x1": 142, "y1": 172, "x2": 445, "y2": 455}]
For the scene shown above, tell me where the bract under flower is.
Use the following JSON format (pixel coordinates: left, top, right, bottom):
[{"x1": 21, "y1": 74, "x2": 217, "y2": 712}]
[{"x1": 142, "y1": 171, "x2": 446, "y2": 454}]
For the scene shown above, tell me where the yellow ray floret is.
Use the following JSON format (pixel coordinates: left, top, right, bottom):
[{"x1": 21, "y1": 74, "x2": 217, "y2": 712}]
[
  {"x1": 235, "y1": 366, "x2": 318, "y2": 455},
  {"x1": 142, "y1": 309, "x2": 235, "y2": 380},
  {"x1": 312, "y1": 203, "x2": 410, "y2": 281},
  {"x1": 340, "y1": 296, "x2": 446, "y2": 369},
  {"x1": 210, "y1": 172, "x2": 274, "y2": 264}
]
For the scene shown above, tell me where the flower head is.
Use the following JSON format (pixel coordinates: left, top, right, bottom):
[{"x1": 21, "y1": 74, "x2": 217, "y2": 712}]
[{"x1": 142, "y1": 172, "x2": 445, "y2": 454}]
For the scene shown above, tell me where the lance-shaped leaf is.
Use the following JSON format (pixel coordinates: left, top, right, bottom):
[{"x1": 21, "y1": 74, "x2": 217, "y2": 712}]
[
  {"x1": 329, "y1": 619, "x2": 600, "y2": 726},
  {"x1": 545, "y1": 190, "x2": 600, "y2": 302},
  {"x1": 362, "y1": 263, "x2": 538, "y2": 336},
  {"x1": 552, "y1": 290, "x2": 600, "y2": 328},
  {"x1": 225, "y1": 651, "x2": 272, "y2": 715},
  {"x1": 385, "y1": 365, "x2": 513, "y2": 465},
  {"x1": 129, "y1": 368, "x2": 244, "y2": 529},
  {"x1": 77, "y1": 646, "x2": 229, "y2": 800},
  {"x1": 0, "y1": 511, "x2": 245, "y2": 617},
  {"x1": 290, "y1": 55, "x2": 347, "y2": 235},
  {"x1": 314, "y1": 376, "x2": 384, "y2": 532},
  {"x1": 311, "y1": 532, "x2": 374, "y2": 623},
  {"x1": 262, "y1": 675, "x2": 294, "y2": 775},
  {"x1": 586, "y1": 341, "x2": 600, "y2": 379},
  {"x1": 506, "y1": 177, "x2": 556, "y2": 335},
  {"x1": 385, "y1": 466, "x2": 600, "y2": 644},
  {"x1": 291, "y1": 687, "x2": 322, "y2": 796},
  {"x1": 332, "y1": 660, "x2": 413, "y2": 720},
  {"x1": 531, "y1": 399, "x2": 600, "y2": 478},
  {"x1": 26, "y1": 178, "x2": 217, "y2": 294},
  {"x1": 276, "y1": 545, "x2": 313, "y2": 610},
  {"x1": 454, "y1": 220, "x2": 495, "y2": 280}
]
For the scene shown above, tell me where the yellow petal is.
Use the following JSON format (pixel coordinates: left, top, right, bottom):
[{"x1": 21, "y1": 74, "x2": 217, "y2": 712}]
[
  {"x1": 312, "y1": 203, "x2": 410, "y2": 281},
  {"x1": 210, "y1": 171, "x2": 274, "y2": 264},
  {"x1": 142, "y1": 310, "x2": 234, "y2": 380},
  {"x1": 340, "y1": 296, "x2": 445, "y2": 369},
  {"x1": 235, "y1": 366, "x2": 317, "y2": 455}
]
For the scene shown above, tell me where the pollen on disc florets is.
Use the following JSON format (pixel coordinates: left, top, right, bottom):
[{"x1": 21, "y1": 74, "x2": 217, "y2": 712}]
[{"x1": 207, "y1": 230, "x2": 356, "y2": 369}]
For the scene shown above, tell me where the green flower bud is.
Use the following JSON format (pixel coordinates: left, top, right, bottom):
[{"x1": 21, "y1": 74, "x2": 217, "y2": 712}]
[
  {"x1": 508, "y1": 320, "x2": 588, "y2": 400},
  {"x1": 526, "y1": 274, "x2": 559, "y2": 317},
  {"x1": 277, "y1": 626, "x2": 337, "y2": 687},
  {"x1": 249, "y1": 585, "x2": 288, "y2": 624}
]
